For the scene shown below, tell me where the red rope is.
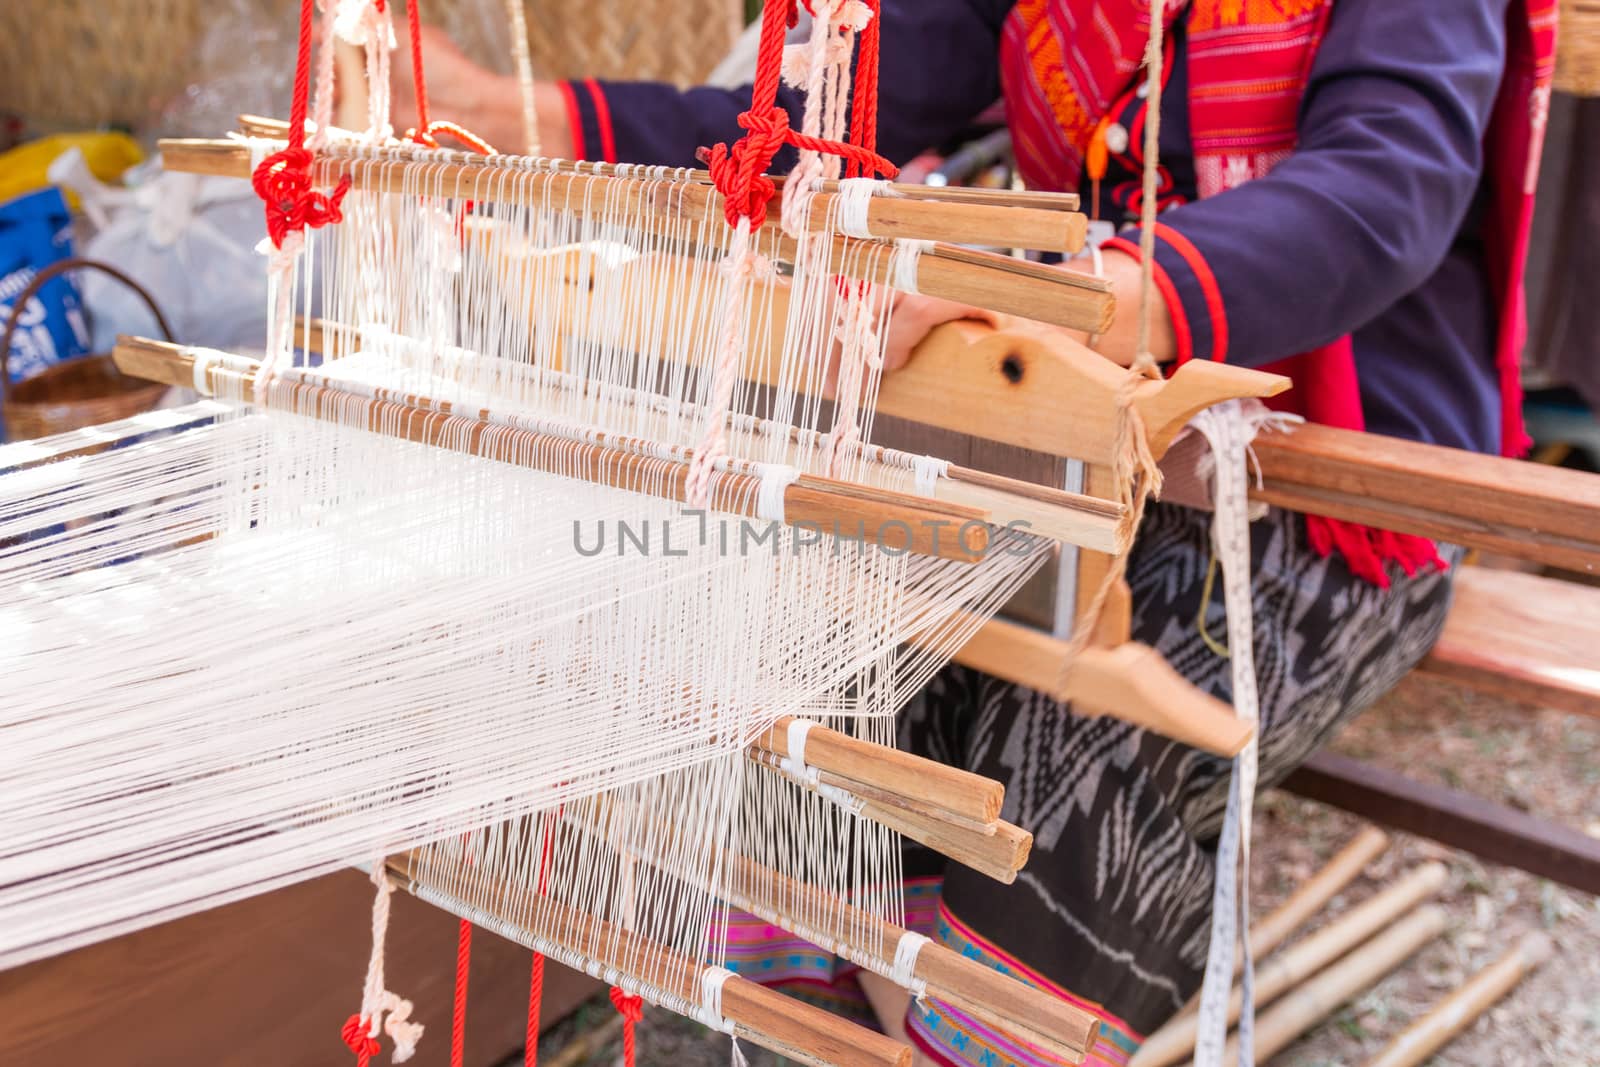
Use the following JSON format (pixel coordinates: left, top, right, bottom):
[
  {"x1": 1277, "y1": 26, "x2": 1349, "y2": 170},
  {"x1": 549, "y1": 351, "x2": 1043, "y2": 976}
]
[
  {"x1": 846, "y1": 0, "x2": 883, "y2": 178},
  {"x1": 701, "y1": 0, "x2": 896, "y2": 230},
  {"x1": 253, "y1": 0, "x2": 349, "y2": 248},
  {"x1": 608, "y1": 986, "x2": 645, "y2": 1067},
  {"x1": 341, "y1": 1014, "x2": 380, "y2": 1067},
  {"x1": 406, "y1": 0, "x2": 431, "y2": 137},
  {"x1": 524, "y1": 813, "x2": 558, "y2": 1067},
  {"x1": 450, "y1": 918, "x2": 473, "y2": 1067}
]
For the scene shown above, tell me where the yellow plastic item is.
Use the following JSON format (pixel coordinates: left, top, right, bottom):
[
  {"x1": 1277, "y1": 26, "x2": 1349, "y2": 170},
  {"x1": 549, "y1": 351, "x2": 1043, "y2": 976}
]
[{"x1": 0, "y1": 132, "x2": 144, "y2": 209}]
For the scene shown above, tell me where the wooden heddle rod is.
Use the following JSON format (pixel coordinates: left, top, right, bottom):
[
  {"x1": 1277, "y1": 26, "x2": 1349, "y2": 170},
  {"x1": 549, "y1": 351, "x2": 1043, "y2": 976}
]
[{"x1": 157, "y1": 136, "x2": 1116, "y2": 335}]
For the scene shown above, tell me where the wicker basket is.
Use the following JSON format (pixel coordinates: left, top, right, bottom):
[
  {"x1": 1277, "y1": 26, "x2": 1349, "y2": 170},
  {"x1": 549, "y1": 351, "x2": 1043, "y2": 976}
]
[
  {"x1": 1, "y1": 259, "x2": 172, "y2": 442},
  {"x1": 0, "y1": 0, "x2": 743, "y2": 135},
  {"x1": 1559, "y1": 0, "x2": 1600, "y2": 97}
]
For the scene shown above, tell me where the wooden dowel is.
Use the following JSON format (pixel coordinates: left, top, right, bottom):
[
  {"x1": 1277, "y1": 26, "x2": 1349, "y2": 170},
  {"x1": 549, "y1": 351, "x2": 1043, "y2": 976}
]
[
  {"x1": 1250, "y1": 826, "x2": 1391, "y2": 960},
  {"x1": 236, "y1": 113, "x2": 1083, "y2": 214},
  {"x1": 742, "y1": 745, "x2": 1030, "y2": 883},
  {"x1": 295, "y1": 315, "x2": 1129, "y2": 553},
  {"x1": 756, "y1": 715, "x2": 1003, "y2": 824},
  {"x1": 112, "y1": 337, "x2": 989, "y2": 562},
  {"x1": 1363, "y1": 931, "x2": 1551, "y2": 1067},
  {"x1": 384, "y1": 853, "x2": 910, "y2": 1067},
  {"x1": 158, "y1": 138, "x2": 1114, "y2": 334},
  {"x1": 1134, "y1": 863, "x2": 1447, "y2": 1067},
  {"x1": 720, "y1": 845, "x2": 1098, "y2": 1063},
  {"x1": 1196, "y1": 905, "x2": 1450, "y2": 1067}
]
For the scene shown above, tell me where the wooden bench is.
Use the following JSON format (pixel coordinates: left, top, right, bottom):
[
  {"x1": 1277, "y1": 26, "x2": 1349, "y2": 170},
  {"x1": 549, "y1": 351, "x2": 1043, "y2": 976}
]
[{"x1": 1419, "y1": 565, "x2": 1600, "y2": 720}]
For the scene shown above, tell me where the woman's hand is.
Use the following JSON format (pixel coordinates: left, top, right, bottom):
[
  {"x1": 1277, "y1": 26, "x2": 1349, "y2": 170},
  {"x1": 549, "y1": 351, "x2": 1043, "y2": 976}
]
[{"x1": 387, "y1": 25, "x2": 573, "y2": 157}]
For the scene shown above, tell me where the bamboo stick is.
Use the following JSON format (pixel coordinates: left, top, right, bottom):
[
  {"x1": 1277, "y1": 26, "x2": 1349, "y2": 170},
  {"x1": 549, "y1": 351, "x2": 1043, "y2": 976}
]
[
  {"x1": 158, "y1": 137, "x2": 1115, "y2": 334},
  {"x1": 1363, "y1": 931, "x2": 1552, "y2": 1067},
  {"x1": 1195, "y1": 905, "x2": 1450, "y2": 1067},
  {"x1": 1134, "y1": 862, "x2": 1448, "y2": 1067},
  {"x1": 1250, "y1": 826, "x2": 1391, "y2": 960},
  {"x1": 756, "y1": 715, "x2": 1003, "y2": 824},
  {"x1": 113, "y1": 337, "x2": 991, "y2": 562},
  {"x1": 236, "y1": 114, "x2": 1084, "y2": 215},
  {"x1": 296, "y1": 315, "x2": 1130, "y2": 553},
  {"x1": 383, "y1": 853, "x2": 911, "y2": 1067},
  {"x1": 1153, "y1": 825, "x2": 1392, "y2": 1033}
]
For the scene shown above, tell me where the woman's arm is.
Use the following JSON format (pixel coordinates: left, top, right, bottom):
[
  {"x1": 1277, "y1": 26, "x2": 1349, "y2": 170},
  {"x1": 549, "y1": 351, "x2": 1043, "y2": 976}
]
[
  {"x1": 1102, "y1": 0, "x2": 1511, "y2": 367},
  {"x1": 394, "y1": 2, "x2": 1011, "y2": 165},
  {"x1": 559, "y1": 0, "x2": 1012, "y2": 167}
]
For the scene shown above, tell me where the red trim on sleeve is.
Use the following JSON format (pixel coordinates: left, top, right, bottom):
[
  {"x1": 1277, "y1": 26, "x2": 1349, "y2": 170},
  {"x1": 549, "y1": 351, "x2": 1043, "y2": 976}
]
[
  {"x1": 1153, "y1": 222, "x2": 1228, "y2": 363},
  {"x1": 556, "y1": 80, "x2": 586, "y2": 160},
  {"x1": 1102, "y1": 236, "x2": 1194, "y2": 365},
  {"x1": 583, "y1": 78, "x2": 618, "y2": 164}
]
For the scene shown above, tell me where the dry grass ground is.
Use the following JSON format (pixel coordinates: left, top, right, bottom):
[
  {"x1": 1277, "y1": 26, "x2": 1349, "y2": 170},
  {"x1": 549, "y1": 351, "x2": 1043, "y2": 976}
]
[{"x1": 524, "y1": 677, "x2": 1600, "y2": 1066}]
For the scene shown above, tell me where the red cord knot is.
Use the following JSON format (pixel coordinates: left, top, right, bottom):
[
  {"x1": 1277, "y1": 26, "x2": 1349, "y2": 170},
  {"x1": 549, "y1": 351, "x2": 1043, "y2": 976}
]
[
  {"x1": 252, "y1": 146, "x2": 351, "y2": 249},
  {"x1": 608, "y1": 986, "x2": 645, "y2": 1023},
  {"x1": 341, "y1": 1014, "x2": 381, "y2": 1059}
]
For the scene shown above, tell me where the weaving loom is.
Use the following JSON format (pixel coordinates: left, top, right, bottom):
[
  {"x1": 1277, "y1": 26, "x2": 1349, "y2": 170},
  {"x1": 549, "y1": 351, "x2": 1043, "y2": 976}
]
[{"x1": 0, "y1": 2, "x2": 1291, "y2": 1064}]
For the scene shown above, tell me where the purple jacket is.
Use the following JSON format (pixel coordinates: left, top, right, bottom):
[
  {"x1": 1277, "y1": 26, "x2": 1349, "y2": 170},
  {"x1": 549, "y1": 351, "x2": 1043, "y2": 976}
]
[{"x1": 559, "y1": 0, "x2": 1511, "y2": 453}]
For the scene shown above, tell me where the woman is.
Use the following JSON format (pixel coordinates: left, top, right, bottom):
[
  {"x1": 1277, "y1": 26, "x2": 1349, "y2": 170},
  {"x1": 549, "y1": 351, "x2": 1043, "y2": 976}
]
[{"x1": 399, "y1": 3, "x2": 1555, "y2": 1063}]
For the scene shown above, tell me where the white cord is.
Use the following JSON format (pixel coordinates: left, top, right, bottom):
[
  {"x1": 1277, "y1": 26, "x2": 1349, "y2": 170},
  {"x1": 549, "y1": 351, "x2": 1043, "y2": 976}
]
[
  {"x1": 889, "y1": 239, "x2": 931, "y2": 295},
  {"x1": 836, "y1": 178, "x2": 891, "y2": 238},
  {"x1": 891, "y1": 931, "x2": 930, "y2": 998},
  {"x1": 753, "y1": 463, "x2": 801, "y2": 523},
  {"x1": 911, "y1": 454, "x2": 948, "y2": 496}
]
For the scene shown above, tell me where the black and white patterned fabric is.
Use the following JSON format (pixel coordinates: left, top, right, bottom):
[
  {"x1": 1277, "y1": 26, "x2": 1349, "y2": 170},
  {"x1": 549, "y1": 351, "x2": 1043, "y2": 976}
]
[{"x1": 899, "y1": 502, "x2": 1460, "y2": 1034}]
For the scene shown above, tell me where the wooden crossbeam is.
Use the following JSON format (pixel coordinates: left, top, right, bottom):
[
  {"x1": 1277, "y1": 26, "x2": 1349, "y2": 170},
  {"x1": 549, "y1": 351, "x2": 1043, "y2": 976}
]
[{"x1": 1280, "y1": 751, "x2": 1600, "y2": 895}]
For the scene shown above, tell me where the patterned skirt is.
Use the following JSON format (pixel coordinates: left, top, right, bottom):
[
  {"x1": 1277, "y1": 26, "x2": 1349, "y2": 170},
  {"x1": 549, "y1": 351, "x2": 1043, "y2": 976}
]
[{"x1": 724, "y1": 503, "x2": 1460, "y2": 1065}]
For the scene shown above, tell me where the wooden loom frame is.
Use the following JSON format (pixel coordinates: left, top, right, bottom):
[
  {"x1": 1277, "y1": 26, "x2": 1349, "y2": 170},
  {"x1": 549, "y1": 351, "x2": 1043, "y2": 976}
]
[{"x1": 115, "y1": 117, "x2": 1600, "y2": 1063}]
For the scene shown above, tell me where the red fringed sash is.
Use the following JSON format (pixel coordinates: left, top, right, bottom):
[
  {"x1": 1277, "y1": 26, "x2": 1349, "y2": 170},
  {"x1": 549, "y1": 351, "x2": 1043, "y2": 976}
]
[{"x1": 999, "y1": 0, "x2": 1559, "y2": 587}]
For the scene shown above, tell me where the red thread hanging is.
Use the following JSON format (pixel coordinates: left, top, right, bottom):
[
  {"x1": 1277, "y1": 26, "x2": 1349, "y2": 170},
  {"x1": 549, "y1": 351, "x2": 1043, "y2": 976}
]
[
  {"x1": 254, "y1": 0, "x2": 351, "y2": 249},
  {"x1": 450, "y1": 918, "x2": 473, "y2": 1067},
  {"x1": 845, "y1": 0, "x2": 883, "y2": 178},
  {"x1": 524, "y1": 812, "x2": 558, "y2": 1067},
  {"x1": 702, "y1": 0, "x2": 896, "y2": 230},
  {"x1": 609, "y1": 985, "x2": 646, "y2": 1067}
]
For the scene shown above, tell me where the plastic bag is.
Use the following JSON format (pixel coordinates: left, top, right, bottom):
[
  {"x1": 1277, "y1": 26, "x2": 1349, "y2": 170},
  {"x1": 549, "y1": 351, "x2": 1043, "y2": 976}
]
[
  {"x1": 48, "y1": 148, "x2": 270, "y2": 353},
  {"x1": 0, "y1": 186, "x2": 89, "y2": 383}
]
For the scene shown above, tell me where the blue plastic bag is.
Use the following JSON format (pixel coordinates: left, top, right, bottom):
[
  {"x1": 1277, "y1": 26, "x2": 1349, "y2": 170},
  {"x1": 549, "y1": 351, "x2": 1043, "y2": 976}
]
[{"x1": 0, "y1": 187, "x2": 90, "y2": 385}]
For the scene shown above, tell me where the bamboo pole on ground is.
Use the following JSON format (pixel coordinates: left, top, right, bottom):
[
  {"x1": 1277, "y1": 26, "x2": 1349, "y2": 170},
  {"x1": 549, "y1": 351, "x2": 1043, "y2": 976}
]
[
  {"x1": 1363, "y1": 931, "x2": 1552, "y2": 1067},
  {"x1": 1190, "y1": 905, "x2": 1450, "y2": 1067},
  {"x1": 1250, "y1": 827, "x2": 1391, "y2": 960},
  {"x1": 1133, "y1": 862, "x2": 1447, "y2": 1067}
]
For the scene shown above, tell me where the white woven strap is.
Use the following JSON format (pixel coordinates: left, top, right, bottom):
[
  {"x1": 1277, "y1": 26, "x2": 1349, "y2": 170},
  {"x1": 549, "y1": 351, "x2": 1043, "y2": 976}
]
[
  {"x1": 891, "y1": 931, "x2": 930, "y2": 998},
  {"x1": 890, "y1": 239, "x2": 932, "y2": 295},
  {"x1": 836, "y1": 177, "x2": 892, "y2": 238},
  {"x1": 754, "y1": 463, "x2": 802, "y2": 523}
]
